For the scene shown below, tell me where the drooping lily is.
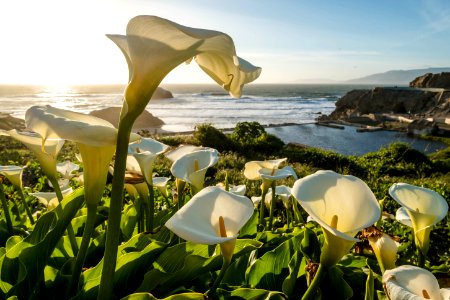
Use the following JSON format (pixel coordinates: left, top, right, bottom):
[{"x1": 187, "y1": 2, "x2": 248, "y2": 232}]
[
  {"x1": 99, "y1": 15, "x2": 261, "y2": 299},
  {"x1": 292, "y1": 170, "x2": 380, "y2": 300},
  {"x1": 165, "y1": 186, "x2": 254, "y2": 296},
  {"x1": 0, "y1": 129, "x2": 64, "y2": 180},
  {"x1": 361, "y1": 226, "x2": 398, "y2": 273},
  {"x1": 170, "y1": 148, "x2": 219, "y2": 195},
  {"x1": 0, "y1": 165, "x2": 34, "y2": 224},
  {"x1": 389, "y1": 183, "x2": 448, "y2": 264},
  {"x1": 244, "y1": 158, "x2": 297, "y2": 228},
  {"x1": 383, "y1": 265, "x2": 449, "y2": 300},
  {"x1": 25, "y1": 105, "x2": 140, "y2": 296}
]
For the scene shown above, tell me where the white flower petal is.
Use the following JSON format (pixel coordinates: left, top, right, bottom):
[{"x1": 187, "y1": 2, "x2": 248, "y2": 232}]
[
  {"x1": 0, "y1": 165, "x2": 23, "y2": 189},
  {"x1": 165, "y1": 144, "x2": 212, "y2": 162},
  {"x1": 395, "y1": 207, "x2": 413, "y2": 228}
]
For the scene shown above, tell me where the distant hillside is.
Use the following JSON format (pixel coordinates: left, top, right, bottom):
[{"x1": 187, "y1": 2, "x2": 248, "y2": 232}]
[{"x1": 345, "y1": 67, "x2": 450, "y2": 85}]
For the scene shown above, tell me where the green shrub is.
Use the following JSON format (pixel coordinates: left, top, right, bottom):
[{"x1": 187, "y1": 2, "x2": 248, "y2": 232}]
[{"x1": 193, "y1": 123, "x2": 235, "y2": 151}]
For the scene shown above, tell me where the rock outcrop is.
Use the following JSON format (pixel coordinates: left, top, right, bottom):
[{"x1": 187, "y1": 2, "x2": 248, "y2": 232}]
[
  {"x1": 89, "y1": 107, "x2": 164, "y2": 131},
  {"x1": 0, "y1": 113, "x2": 25, "y2": 130},
  {"x1": 409, "y1": 72, "x2": 450, "y2": 88},
  {"x1": 152, "y1": 87, "x2": 173, "y2": 99}
]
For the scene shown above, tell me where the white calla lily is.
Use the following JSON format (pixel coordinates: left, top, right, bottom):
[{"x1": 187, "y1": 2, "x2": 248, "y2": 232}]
[
  {"x1": 31, "y1": 187, "x2": 74, "y2": 211},
  {"x1": 57, "y1": 160, "x2": 80, "y2": 179},
  {"x1": 170, "y1": 149, "x2": 219, "y2": 194},
  {"x1": 128, "y1": 138, "x2": 169, "y2": 185},
  {"x1": 107, "y1": 15, "x2": 261, "y2": 118},
  {"x1": 165, "y1": 145, "x2": 213, "y2": 162},
  {"x1": 165, "y1": 186, "x2": 254, "y2": 262},
  {"x1": 362, "y1": 226, "x2": 398, "y2": 273},
  {"x1": 292, "y1": 170, "x2": 380, "y2": 267},
  {"x1": 0, "y1": 165, "x2": 24, "y2": 189},
  {"x1": 216, "y1": 183, "x2": 247, "y2": 196},
  {"x1": 25, "y1": 105, "x2": 139, "y2": 205},
  {"x1": 153, "y1": 177, "x2": 170, "y2": 198},
  {"x1": 383, "y1": 265, "x2": 446, "y2": 300},
  {"x1": 0, "y1": 129, "x2": 64, "y2": 179},
  {"x1": 243, "y1": 158, "x2": 287, "y2": 181},
  {"x1": 389, "y1": 183, "x2": 448, "y2": 256},
  {"x1": 395, "y1": 206, "x2": 413, "y2": 228}
]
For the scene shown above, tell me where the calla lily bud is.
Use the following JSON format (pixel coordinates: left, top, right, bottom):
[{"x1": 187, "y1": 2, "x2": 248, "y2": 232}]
[
  {"x1": 292, "y1": 170, "x2": 380, "y2": 267},
  {"x1": 389, "y1": 183, "x2": 448, "y2": 256},
  {"x1": 383, "y1": 265, "x2": 446, "y2": 300},
  {"x1": 0, "y1": 165, "x2": 24, "y2": 189},
  {"x1": 165, "y1": 186, "x2": 254, "y2": 262},
  {"x1": 361, "y1": 226, "x2": 398, "y2": 273}
]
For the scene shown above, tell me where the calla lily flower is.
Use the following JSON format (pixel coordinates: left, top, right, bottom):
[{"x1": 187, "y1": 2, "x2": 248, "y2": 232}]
[
  {"x1": 389, "y1": 183, "x2": 448, "y2": 256},
  {"x1": 170, "y1": 149, "x2": 219, "y2": 194},
  {"x1": 107, "y1": 15, "x2": 261, "y2": 118},
  {"x1": 216, "y1": 182, "x2": 247, "y2": 196},
  {"x1": 165, "y1": 145, "x2": 213, "y2": 162},
  {"x1": 0, "y1": 165, "x2": 24, "y2": 189},
  {"x1": 395, "y1": 206, "x2": 413, "y2": 228},
  {"x1": 153, "y1": 177, "x2": 171, "y2": 198},
  {"x1": 165, "y1": 186, "x2": 254, "y2": 262},
  {"x1": 128, "y1": 137, "x2": 169, "y2": 185},
  {"x1": 292, "y1": 170, "x2": 380, "y2": 267},
  {"x1": 383, "y1": 265, "x2": 449, "y2": 300},
  {"x1": 0, "y1": 129, "x2": 64, "y2": 179},
  {"x1": 362, "y1": 226, "x2": 398, "y2": 273},
  {"x1": 244, "y1": 158, "x2": 297, "y2": 191},
  {"x1": 25, "y1": 105, "x2": 139, "y2": 205},
  {"x1": 48, "y1": 178, "x2": 71, "y2": 190},
  {"x1": 57, "y1": 160, "x2": 80, "y2": 179},
  {"x1": 31, "y1": 187, "x2": 74, "y2": 211}
]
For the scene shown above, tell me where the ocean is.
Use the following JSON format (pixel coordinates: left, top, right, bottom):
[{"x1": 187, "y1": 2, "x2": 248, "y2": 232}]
[{"x1": 0, "y1": 83, "x2": 446, "y2": 155}]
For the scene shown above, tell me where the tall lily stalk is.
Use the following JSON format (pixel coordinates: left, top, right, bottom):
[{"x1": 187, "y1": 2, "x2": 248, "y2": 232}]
[{"x1": 97, "y1": 15, "x2": 261, "y2": 299}]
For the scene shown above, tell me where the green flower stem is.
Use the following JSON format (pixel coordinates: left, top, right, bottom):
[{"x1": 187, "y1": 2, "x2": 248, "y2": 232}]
[
  {"x1": 286, "y1": 209, "x2": 291, "y2": 229},
  {"x1": 16, "y1": 188, "x2": 34, "y2": 225},
  {"x1": 98, "y1": 118, "x2": 134, "y2": 300},
  {"x1": 50, "y1": 176, "x2": 79, "y2": 255},
  {"x1": 302, "y1": 263, "x2": 326, "y2": 300},
  {"x1": 136, "y1": 198, "x2": 144, "y2": 233},
  {"x1": 68, "y1": 203, "x2": 98, "y2": 297},
  {"x1": 417, "y1": 248, "x2": 425, "y2": 268},
  {"x1": 0, "y1": 184, "x2": 13, "y2": 234},
  {"x1": 206, "y1": 256, "x2": 230, "y2": 298},
  {"x1": 268, "y1": 181, "x2": 276, "y2": 230},
  {"x1": 258, "y1": 186, "x2": 269, "y2": 231},
  {"x1": 291, "y1": 197, "x2": 305, "y2": 224},
  {"x1": 176, "y1": 179, "x2": 186, "y2": 211},
  {"x1": 147, "y1": 183, "x2": 155, "y2": 232}
]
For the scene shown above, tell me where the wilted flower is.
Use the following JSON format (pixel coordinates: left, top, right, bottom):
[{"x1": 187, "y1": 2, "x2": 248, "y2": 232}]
[
  {"x1": 292, "y1": 170, "x2": 380, "y2": 267},
  {"x1": 389, "y1": 183, "x2": 448, "y2": 256},
  {"x1": 383, "y1": 265, "x2": 449, "y2": 300},
  {"x1": 361, "y1": 226, "x2": 398, "y2": 273}
]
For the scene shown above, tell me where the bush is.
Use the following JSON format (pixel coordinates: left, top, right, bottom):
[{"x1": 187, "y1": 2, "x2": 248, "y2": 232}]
[{"x1": 231, "y1": 122, "x2": 284, "y2": 156}]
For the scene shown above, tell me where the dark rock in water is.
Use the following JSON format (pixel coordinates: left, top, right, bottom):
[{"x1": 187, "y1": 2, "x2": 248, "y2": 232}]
[
  {"x1": 152, "y1": 87, "x2": 173, "y2": 99},
  {"x1": 410, "y1": 72, "x2": 450, "y2": 88},
  {"x1": 407, "y1": 119, "x2": 437, "y2": 136},
  {"x1": 90, "y1": 107, "x2": 164, "y2": 132},
  {"x1": 0, "y1": 113, "x2": 25, "y2": 130}
]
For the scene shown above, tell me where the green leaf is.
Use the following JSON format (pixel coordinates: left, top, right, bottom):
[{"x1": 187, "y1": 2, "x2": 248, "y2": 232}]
[
  {"x1": 338, "y1": 254, "x2": 368, "y2": 269},
  {"x1": 77, "y1": 233, "x2": 167, "y2": 299},
  {"x1": 300, "y1": 227, "x2": 320, "y2": 262},
  {"x1": 239, "y1": 210, "x2": 258, "y2": 237},
  {"x1": 281, "y1": 251, "x2": 304, "y2": 298},
  {"x1": 246, "y1": 232, "x2": 304, "y2": 291},
  {"x1": 321, "y1": 266, "x2": 353, "y2": 300},
  {"x1": 365, "y1": 268, "x2": 374, "y2": 300},
  {"x1": 0, "y1": 188, "x2": 85, "y2": 299},
  {"x1": 138, "y1": 239, "x2": 262, "y2": 296},
  {"x1": 216, "y1": 288, "x2": 287, "y2": 299},
  {"x1": 121, "y1": 292, "x2": 205, "y2": 300}
]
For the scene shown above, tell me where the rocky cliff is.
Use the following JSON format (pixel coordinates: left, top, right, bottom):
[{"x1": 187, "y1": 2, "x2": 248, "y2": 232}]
[{"x1": 409, "y1": 72, "x2": 450, "y2": 88}]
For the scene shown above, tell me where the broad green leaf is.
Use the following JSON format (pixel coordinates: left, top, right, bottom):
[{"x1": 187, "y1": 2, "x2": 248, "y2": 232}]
[
  {"x1": 246, "y1": 232, "x2": 304, "y2": 291},
  {"x1": 222, "y1": 251, "x2": 255, "y2": 285},
  {"x1": 299, "y1": 227, "x2": 320, "y2": 262},
  {"x1": 0, "y1": 188, "x2": 85, "y2": 299},
  {"x1": 121, "y1": 203, "x2": 138, "y2": 240},
  {"x1": 138, "y1": 239, "x2": 262, "y2": 296},
  {"x1": 364, "y1": 268, "x2": 374, "y2": 300},
  {"x1": 5, "y1": 236, "x2": 22, "y2": 252},
  {"x1": 77, "y1": 233, "x2": 167, "y2": 299},
  {"x1": 281, "y1": 251, "x2": 304, "y2": 298},
  {"x1": 338, "y1": 254, "x2": 368, "y2": 269},
  {"x1": 239, "y1": 210, "x2": 258, "y2": 237},
  {"x1": 216, "y1": 288, "x2": 287, "y2": 299},
  {"x1": 121, "y1": 292, "x2": 205, "y2": 300},
  {"x1": 321, "y1": 266, "x2": 353, "y2": 300}
]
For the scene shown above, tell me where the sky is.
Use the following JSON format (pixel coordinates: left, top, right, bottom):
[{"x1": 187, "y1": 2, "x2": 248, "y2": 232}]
[{"x1": 1, "y1": 0, "x2": 450, "y2": 85}]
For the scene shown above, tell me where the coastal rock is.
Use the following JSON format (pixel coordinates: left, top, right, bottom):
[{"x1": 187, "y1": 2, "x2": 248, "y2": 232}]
[
  {"x1": 89, "y1": 107, "x2": 164, "y2": 131},
  {"x1": 0, "y1": 113, "x2": 25, "y2": 130},
  {"x1": 409, "y1": 72, "x2": 450, "y2": 88},
  {"x1": 152, "y1": 87, "x2": 173, "y2": 99}
]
